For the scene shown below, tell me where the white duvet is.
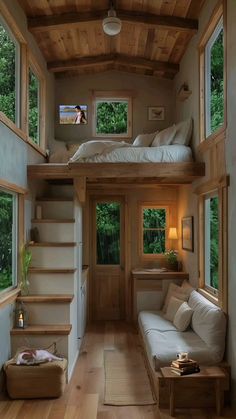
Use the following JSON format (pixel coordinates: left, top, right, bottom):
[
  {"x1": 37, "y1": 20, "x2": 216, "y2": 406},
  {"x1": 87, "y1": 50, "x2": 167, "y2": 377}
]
[{"x1": 69, "y1": 142, "x2": 192, "y2": 163}]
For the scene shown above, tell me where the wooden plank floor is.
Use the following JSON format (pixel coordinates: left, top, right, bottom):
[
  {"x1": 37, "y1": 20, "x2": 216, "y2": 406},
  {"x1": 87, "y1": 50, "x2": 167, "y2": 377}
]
[{"x1": 1, "y1": 322, "x2": 236, "y2": 419}]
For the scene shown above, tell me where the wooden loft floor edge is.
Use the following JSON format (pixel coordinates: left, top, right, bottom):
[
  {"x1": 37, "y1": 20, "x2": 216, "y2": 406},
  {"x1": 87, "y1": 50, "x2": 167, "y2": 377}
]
[{"x1": 27, "y1": 162, "x2": 205, "y2": 184}]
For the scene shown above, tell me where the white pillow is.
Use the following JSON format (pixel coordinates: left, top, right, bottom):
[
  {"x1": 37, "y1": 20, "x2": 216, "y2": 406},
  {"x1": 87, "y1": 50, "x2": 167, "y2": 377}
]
[
  {"x1": 172, "y1": 118, "x2": 193, "y2": 145},
  {"x1": 133, "y1": 132, "x2": 157, "y2": 147},
  {"x1": 164, "y1": 296, "x2": 184, "y2": 322},
  {"x1": 173, "y1": 302, "x2": 193, "y2": 331},
  {"x1": 151, "y1": 125, "x2": 177, "y2": 147},
  {"x1": 162, "y1": 283, "x2": 190, "y2": 313}
]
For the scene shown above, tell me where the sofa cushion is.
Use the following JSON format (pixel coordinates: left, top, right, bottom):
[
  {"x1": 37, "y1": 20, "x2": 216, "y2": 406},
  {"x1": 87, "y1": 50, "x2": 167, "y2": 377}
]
[
  {"x1": 162, "y1": 283, "x2": 191, "y2": 313},
  {"x1": 164, "y1": 297, "x2": 184, "y2": 322},
  {"x1": 188, "y1": 290, "x2": 226, "y2": 362},
  {"x1": 139, "y1": 311, "x2": 177, "y2": 333},
  {"x1": 173, "y1": 302, "x2": 193, "y2": 331}
]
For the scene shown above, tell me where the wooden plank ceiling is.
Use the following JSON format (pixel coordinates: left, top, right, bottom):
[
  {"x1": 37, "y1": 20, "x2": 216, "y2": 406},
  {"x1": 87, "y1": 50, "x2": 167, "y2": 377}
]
[{"x1": 18, "y1": 0, "x2": 205, "y2": 79}]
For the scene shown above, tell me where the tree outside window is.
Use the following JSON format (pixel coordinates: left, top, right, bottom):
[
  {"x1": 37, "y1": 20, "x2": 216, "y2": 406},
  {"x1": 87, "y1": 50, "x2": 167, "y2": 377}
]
[
  {"x1": 29, "y1": 67, "x2": 40, "y2": 144},
  {"x1": 142, "y1": 207, "x2": 167, "y2": 255}
]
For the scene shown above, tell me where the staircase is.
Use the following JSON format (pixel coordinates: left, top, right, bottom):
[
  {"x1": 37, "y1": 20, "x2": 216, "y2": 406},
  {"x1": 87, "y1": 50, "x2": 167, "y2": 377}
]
[{"x1": 11, "y1": 194, "x2": 80, "y2": 380}]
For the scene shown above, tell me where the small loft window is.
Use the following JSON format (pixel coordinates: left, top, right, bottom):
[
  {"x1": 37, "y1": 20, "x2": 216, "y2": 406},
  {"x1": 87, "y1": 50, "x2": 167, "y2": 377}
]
[
  {"x1": 199, "y1": 2, "x2": 225, "y2": 143},
  {"x1": 205, "y1": 17, "x2": 224, "y2": 137},
  {"x1": 93, "y1": 91, "x2": 132, "y2": 138},
  {"x1": 0, "y1": 18, "x2": 20, "y2": 126},
  {"x1": 141, "y1": 206, "x2": 167, "y2": 256},
  {"x1": 204, "y1": 194, "x2": 219, "y2": 293},
  {"x1": 0, "y1": 189, "x2": 17, "y2": 293},
  {"x1": 28, "y1": 67, "x2": 40, "y2": 145}
]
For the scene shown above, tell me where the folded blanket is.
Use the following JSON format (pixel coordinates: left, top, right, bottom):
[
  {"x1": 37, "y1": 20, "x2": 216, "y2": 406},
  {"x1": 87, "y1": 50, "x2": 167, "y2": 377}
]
[{"x1": 69, "y1": 140, "x2": 131, "y2": 162}]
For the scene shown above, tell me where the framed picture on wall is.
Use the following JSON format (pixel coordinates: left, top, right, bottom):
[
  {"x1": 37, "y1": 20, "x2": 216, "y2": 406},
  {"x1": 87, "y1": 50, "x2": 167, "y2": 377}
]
[
  {"x1": 182, "y1": 216, "x2": 194, "y2": 252},
  {"x1": 59, "y1": 105, "x2": 88, "y2": 124},
  {"x1": 148, "y1": 106, "x2": 165, "y2": 121}
]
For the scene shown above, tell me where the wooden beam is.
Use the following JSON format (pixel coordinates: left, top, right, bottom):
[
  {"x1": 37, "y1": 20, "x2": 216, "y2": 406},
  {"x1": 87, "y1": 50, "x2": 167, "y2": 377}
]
[
  {"x1": 27, "y1": 162, "x2": 205, "y2": 183},
  {"x1": 48, "y1": 53, "x2": 179, "y2": 74},
  {"x1": 28, "y1": 10, "x2": 198, "y2": 33},
  {"x1": 74, "y1": 177, "x2": 86, "y2": 204}
]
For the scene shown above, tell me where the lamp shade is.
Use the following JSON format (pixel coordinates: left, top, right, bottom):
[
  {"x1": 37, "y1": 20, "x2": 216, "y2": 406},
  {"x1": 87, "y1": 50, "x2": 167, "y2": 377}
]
[
  {"x1": 168, "y1": 227, "x2": 178, "y2": 240},
  {"x1": 102, "y1": 8, "x2": 122, "y2": 36}
]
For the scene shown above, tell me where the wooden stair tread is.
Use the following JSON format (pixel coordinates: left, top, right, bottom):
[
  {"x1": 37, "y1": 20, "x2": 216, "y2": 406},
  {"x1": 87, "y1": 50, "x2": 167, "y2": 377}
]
[
  {"x1": 11, "y1": 324, "x2": 72, "y2": 335},
  {"x1": 17, "y1": 294, "x2": 74, "y2": 303},
  {"x1": 29, "y1": 268, "x2": 76, "y2": 274},
  {"x1": 31, "y1": 218, "x2": 75, "y2": 223},
  {"x1": 29, "y1": 242, "x2": 76, "y2": 247},
  {"x1": 36, "y1": 197, "x2": 73, "y2": 202}
]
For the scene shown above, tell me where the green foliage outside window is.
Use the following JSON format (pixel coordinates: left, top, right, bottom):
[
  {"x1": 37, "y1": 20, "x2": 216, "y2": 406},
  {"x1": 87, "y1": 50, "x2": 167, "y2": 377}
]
[
  {"x1": 96, "y1": 203, "x2": 120, "y2": 265},
  {"x1": 0, "y1": 24, "x2": 16, "y2": 123},
  {"x1": 0, "y1": 191, "x2": 14, "y2": 291},
  {"x1": 210, "y1": 28, "x2": 224, "y2": 134},
  {"x1": 210, "y1": 197, "x2": 219, "y2": 289},
  {"x1": 143, "y1": 208, "x2": 166, "y2": 254},
  {"x1": 96, "y1": 101, "x2": 128, "y2": 134},
  {"x1": 29, "y1": 68, "x2": 40, "y2": 144}
]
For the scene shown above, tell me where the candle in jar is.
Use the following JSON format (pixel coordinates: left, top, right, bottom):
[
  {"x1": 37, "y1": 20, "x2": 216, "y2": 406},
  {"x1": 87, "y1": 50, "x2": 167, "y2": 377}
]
[{"x1": 18, "y1": 313, "x2": 24, "y2": 328}]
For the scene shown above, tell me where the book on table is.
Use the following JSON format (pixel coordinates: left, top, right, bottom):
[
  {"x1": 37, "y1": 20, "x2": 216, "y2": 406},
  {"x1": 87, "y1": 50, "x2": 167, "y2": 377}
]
[{"x1": 170, "y1": 358, "x2": 200, "y2": 375}]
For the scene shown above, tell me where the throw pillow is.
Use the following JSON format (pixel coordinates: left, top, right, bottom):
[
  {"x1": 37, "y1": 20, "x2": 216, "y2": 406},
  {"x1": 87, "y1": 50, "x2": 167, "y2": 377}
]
[
  {"x1": 172, "y1": 118, "x2": 193, "y2": 146},
  {"x1": 133, "y1": 132, "x2": 157, "y2": 147},
  {"x1": 164, "y1": 297, "x2": 184, "y2": 322},
  {"x1": 151, "y1": 125, "x2": 177, "y2": 147},
  {"x1": 162, "y1": 283, "x2": 189, "y2": 313},
  {"x1": 173, "y1": 302, "x2": 193, "y2": 331}
]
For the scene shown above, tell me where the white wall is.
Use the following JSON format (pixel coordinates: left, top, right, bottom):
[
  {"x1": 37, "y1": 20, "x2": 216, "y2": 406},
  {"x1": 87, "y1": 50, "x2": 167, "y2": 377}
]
[
  {"x1": 174, "y1": 0, "x2": 236, "y2": 404},
  {"x1": 0, "y1": 0, "x2": 54, "y2": 389},
  {"x1": 54, "y1": 71, "x2": 174, "y2": 144}
]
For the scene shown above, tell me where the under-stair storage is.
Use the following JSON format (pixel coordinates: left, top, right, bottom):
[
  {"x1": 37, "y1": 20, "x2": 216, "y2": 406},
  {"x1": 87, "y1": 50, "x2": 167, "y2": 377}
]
[{"x1": 11, "y1": 193, "x2": 82, "y2": 380}]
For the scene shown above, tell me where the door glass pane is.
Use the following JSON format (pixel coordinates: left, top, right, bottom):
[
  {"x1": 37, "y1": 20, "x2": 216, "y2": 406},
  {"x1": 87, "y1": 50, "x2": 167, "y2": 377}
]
[{"x1": 96, "y1": 203, "x2": 120, "y2": 265}]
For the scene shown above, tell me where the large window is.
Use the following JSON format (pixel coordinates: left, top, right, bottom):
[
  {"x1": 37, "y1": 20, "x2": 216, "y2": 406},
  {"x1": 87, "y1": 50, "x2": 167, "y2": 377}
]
[
  {"x1": 28, "y1": 67, "x2": 40, "y2": 145},
  {"x1": 0, "y1": 17, "x2": 20, "y2": 125},
  {"x1": 0, "y1": 189, "x2": 17, "y2": 293},
  {"x1": 93, "y1": 91, "x2": 132, "y2": 138},
  {"x1": 204, "y1": 195, "x2": 219, "y2": 292},
  {"x1": 199, "y1": 1, "x2": 225, "y2": 143},
  {"x1": 141, "y1": 206, "x2": 167, "y2": 256}
]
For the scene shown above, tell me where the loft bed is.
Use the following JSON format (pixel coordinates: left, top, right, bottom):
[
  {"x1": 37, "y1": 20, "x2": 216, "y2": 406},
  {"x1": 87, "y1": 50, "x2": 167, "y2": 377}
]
[{"x1": 28, "y1": 125, "x2": 205, "y2": 198}]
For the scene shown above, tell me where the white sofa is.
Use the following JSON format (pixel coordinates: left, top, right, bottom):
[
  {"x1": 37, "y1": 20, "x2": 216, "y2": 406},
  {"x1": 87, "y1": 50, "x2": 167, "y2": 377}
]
[{"x1": 138, "y1": 289, "x2": 227, "y2": 371}]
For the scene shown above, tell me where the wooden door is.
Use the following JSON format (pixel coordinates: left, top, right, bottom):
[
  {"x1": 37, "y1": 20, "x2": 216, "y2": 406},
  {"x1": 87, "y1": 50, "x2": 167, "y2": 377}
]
[{"x1": 91, "y1": 198, "x2": 125, "y2": 320}]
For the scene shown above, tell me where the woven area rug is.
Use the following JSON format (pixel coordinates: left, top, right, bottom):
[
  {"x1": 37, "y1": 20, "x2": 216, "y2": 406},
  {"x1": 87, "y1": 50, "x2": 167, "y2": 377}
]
[{"x1": 104, "y1": 349, "x2": 156, "y2": 406}]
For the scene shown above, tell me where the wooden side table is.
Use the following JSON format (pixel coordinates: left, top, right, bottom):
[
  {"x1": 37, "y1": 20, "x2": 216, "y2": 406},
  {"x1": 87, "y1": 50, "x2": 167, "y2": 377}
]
[{"x1": 161, "y1": 366, "x2": 227, "y2": 417}]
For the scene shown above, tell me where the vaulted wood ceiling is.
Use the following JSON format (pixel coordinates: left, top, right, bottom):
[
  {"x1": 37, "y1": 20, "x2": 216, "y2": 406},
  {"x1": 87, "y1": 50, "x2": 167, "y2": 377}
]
[{"x1": 19, "y1": 0, "x2": 205, "y2": 79}]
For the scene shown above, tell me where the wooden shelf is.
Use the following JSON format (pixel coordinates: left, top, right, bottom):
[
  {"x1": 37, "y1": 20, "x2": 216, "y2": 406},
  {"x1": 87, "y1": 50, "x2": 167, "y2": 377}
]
[
  {"x1": 36, "y1": 197, "x2": 73, "y2": 202},
  {"x1": 16, "y1": 294, "x2": 74, "y2": 303},
  {"x1": 11, "y1": 324, "x2": 72, "y2": 335},
  {"x1": 31, "y1": 218, "x2": 75, "y2": 223},
  {"x1": 28, "y1": 242, "x2": 76, "y2": 247},
  {"x1": 29, "y1": 268, "x2": 76, "y2": 274},
  {"x1": 177, "y1": 85, "x2": 192, "y2": 101},
  {"x1": 132, "y1": 269, "x2": 189, "y2": 280}
]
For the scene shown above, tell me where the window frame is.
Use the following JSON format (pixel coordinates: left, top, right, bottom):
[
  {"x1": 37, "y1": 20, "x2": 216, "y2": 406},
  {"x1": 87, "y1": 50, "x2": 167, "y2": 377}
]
[
  {"x1": 0, "y1": 3, "x2": 47, "y2": 156},
  {"x1": 92, "y1": 90, "x2": 132, "y2": 139},
  {"x1": 28, "y1": 54, "x2": 46, "y2": 151},
  {"x1": 0, "y1": 186, "x2": 18, "y2": 294},
  {"x1": 139, "y1": 204, "x2": 170, "y2": 259},
  {"x1": 199, "y1": 0, "x2": 226, "y2": 149},
  {"x1": 0, "y1": 15, "x2": 21, "y2": 128},
  {"x1": 197, "y1": 177, "x2": 228, "y2": 311}
]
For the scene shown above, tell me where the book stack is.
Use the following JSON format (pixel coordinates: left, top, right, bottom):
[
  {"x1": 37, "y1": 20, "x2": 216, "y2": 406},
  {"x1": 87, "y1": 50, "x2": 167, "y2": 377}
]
[{"x1": 170, "y1": 358, "x2": 200, "y2": 376}]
